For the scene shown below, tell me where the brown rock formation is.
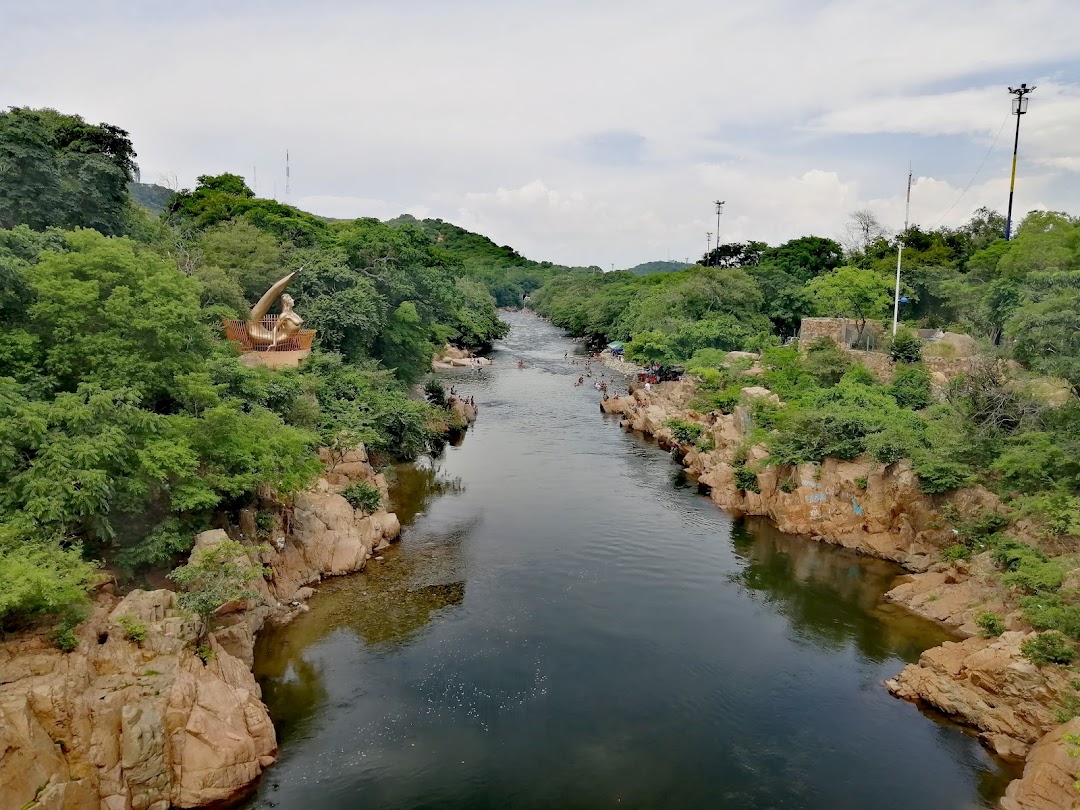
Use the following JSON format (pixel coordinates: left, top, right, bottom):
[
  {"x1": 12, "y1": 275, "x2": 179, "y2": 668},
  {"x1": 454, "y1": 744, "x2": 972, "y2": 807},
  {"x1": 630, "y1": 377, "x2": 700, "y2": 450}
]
[
  {"x1": 887, "y1": 632, "x2": 1074, "y2": 760},
  {"x1": 1001, "y1": 718, "x2": 1080, "y2": 810},
  {"x1": 0, "y1": 447, "x2": 401, "y2": 810}
]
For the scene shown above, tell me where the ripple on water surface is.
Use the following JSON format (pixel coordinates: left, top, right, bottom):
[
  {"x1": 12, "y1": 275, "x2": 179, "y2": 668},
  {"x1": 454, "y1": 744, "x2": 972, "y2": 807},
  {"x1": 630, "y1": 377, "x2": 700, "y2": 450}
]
[{"x1": 248, "y1": 312, "x2": 1016, "y2": 810}]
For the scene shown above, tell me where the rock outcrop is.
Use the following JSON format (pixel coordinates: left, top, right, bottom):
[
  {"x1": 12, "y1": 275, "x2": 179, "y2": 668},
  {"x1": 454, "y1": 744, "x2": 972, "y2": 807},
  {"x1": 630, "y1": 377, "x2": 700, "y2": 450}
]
[
  {"x1": 1001, "y1": 719, "x2": 1080, "y2": 810},
  {"x1": 0, "y1": 447, "x2": 401, "y2": 810},
  {"x1": 603, "y1": 381, "x2": 1001, "y2": 568},
  {"x1": 886, "y1": 632, "x2": 1074, "y2": 761},
  {"x1": 432, "y1": 345, "x2": 492, "y2": 370}
]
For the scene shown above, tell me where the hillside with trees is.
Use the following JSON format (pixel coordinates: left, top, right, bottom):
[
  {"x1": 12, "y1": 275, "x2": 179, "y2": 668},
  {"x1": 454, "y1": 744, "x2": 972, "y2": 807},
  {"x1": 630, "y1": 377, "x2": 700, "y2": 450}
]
[
  {"x1": 0, "y1": 107, "x2": 509, "y2": 634},
  {"x1": 386, "y1": 214, "x2": 601, "y2": 307},
  {"x1": 626, "y1": 260, "x2": 691, "y2": 275}
]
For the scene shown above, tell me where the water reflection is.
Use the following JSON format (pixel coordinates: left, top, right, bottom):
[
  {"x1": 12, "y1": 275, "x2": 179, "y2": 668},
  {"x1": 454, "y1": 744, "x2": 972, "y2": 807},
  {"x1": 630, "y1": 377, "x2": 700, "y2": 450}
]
[
  {"x1": 385, "y1": 455, "x2": 465, "y2": 526},
  {"x1": 728, "y1": 517, "x2": 955, "y2": 663},
  {"x1": 253, "y1": 467, "x2": 471, "y2": 744}
]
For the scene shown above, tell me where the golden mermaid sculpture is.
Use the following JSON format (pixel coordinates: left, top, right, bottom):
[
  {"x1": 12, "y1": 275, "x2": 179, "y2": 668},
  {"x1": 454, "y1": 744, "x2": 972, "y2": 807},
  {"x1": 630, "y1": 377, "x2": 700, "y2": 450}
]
[{"x1": 247, "y1": 270, "x2": 304, "y2": 348}]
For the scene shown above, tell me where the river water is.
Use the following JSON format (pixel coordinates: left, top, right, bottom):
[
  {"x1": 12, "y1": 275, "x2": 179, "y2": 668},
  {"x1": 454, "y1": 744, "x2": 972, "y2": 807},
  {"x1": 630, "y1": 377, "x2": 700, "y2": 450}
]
[{"x1": 248, "y1": 311, "x2": 1012, "y2": 809}]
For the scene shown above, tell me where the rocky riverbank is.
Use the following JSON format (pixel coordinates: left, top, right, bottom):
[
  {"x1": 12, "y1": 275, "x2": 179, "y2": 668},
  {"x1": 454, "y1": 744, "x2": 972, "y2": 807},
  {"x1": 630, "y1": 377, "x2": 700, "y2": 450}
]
[
  {"x1": 0, "y1": 446, "x2": 401, "y2": 810},
  {"x1": 601, "y1": 379, "x2": 1080, "y2": 809}
]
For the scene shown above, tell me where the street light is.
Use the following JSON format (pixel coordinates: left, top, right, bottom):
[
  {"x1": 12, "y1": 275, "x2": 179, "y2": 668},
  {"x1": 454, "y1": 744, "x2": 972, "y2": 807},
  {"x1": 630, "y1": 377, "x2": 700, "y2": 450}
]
[
  {"x1": 1005, "y1": 83, "x2": 1035, "y2": 241},
  {"x1": 713, "y1": 200, "x2": 725, "y2": 266},
  {"x1": 706, "y1": 231, "x2": 712, "y2": 265}
]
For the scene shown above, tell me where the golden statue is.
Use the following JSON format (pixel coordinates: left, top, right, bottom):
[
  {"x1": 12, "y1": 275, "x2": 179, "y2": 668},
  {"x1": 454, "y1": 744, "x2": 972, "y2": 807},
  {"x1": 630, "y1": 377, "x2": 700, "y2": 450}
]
[
  {"x1": 223, "y1": 269, "x2": 315, "y2": 357},
  {"x1": 248, "y1": 271, "x2": 304, "y2": 348}
]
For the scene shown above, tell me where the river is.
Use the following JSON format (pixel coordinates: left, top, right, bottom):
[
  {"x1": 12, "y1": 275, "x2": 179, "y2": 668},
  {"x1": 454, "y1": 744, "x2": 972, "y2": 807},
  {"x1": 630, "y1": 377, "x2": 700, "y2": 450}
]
[{"x1": 247, "y1": 311, "x2": 1013, "y2": 809}]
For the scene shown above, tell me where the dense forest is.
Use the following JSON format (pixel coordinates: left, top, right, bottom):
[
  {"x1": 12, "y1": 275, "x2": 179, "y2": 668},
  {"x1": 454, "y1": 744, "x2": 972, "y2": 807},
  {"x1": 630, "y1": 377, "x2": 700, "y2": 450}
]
[
  {"x1": 0, "y1": 107, "x2": 513, "y2": 634},
  {"x1": 530, "y1": 206, "x2": 1080, "y2": 645}
]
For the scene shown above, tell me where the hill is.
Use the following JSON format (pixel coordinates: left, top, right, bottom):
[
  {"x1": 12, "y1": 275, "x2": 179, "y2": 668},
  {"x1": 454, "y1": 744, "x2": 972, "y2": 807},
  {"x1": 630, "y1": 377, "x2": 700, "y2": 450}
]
[
  {"x1": 386, "y1": 214, "x2": 600, "y2": 306},
  {"x1": 128, "y1": 182, "x2": 174, "y2": 213},
  {"x1": 626, "y1": 260, "x2": 692, "y2": 276}
]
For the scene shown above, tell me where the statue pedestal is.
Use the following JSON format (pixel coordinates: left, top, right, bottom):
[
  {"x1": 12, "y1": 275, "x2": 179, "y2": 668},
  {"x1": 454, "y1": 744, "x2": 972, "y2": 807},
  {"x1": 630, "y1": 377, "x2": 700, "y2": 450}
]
[{"x1": 239, "y1": 350, "x2": 310, "y2": 370}]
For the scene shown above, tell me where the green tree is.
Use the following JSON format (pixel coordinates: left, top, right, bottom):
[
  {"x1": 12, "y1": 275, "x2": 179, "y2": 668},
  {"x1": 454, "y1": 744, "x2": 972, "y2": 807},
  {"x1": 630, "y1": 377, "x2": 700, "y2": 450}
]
[
  {"x1": 806, "y1": 266, "x2": 894, "y2": 335},
  {"x1": 0, "y1": 108, "x2": 137, "y2": 235}
]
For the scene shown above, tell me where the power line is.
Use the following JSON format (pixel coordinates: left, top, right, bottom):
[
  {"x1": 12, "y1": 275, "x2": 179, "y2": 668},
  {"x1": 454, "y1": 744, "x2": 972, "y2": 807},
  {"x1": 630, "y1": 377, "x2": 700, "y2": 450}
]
[{"x1": 929, "y1": 111, "x2": 1010, "y2": 228}]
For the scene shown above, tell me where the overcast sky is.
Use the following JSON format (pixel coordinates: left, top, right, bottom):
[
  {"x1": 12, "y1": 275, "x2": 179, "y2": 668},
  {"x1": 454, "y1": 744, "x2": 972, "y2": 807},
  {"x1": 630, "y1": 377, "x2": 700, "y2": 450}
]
[{"x1": 4, "y1": 0, "x2": 1078, "y2": 267}]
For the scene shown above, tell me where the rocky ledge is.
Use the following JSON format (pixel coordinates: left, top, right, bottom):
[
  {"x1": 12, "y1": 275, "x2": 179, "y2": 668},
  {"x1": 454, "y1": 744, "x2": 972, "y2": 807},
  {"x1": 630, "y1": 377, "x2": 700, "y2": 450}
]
[{"x1": 0, "y1": 446, "x2": 400, "y2": 810}]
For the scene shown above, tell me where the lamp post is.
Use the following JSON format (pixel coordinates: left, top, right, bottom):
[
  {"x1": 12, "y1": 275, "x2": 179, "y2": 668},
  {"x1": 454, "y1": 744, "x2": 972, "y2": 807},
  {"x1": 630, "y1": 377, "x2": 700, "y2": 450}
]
[
  {"x1": 705, "y1": 232, "x2": 712, "y2": 265},
  {"x1": 713, "y1": 200, "x2": 725, "y2": 266},
  {"x1": 1005, "y1": 83, "x2": 1035, "y2": 241}
]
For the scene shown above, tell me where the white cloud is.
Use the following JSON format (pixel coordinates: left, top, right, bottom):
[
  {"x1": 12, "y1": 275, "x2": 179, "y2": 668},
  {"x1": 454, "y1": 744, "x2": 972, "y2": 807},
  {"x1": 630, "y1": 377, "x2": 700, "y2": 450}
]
[{"x1": 4, "y1": 0, "x2": 1080, "y2": 265}]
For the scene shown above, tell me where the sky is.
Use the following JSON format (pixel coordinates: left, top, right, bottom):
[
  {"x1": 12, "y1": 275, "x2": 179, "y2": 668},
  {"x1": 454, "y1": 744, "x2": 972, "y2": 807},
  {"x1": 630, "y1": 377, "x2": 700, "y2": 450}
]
[{"x1": 4, "y1": 0, "x2": 1079, "y2": 267}]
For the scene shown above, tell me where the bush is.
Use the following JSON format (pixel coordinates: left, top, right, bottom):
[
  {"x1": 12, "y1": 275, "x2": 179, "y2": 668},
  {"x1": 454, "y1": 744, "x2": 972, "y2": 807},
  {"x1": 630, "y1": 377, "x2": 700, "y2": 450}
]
[
  {"x1": 911, "y1": 452, "x2": 971, "y2": 494},
  {"x1": 1021, "y1": 594, "x2": 1080, "y2": 640},
  {"x1": 992, "y1": 537, "x2": 1066, "y2": 594},
  {"x1": 0, "y1": 532, "x2": 98, "y2": 628},
  {"x1": 52, "y1": 625, "x2": 79, "y2": 652},
  {"x1": 341, "y1": 481, "x2": 382, "y2": 513},
  {"x1": 168, "y1": 540, "x2": 266, "y2": 628},
  {"x1": 889, "y1": 364, "x2": 932, "y2": 410},
  {"x1": 803, "y1": 338, "x2": 851, "y2": 386},
  {"x1": 941, "y1": 544, "x2": 971, "y2": 562},
  {"x1": 116, "y1": 614, "x2": 148, "y2": 644},
  {"x1": 424, "y1": 379, "x2": 447, "y2": 408},
  {"x1": 1020, "y1": 631, "x2": 1076, "y2": 666},
  {"x1": 696, "y1": 434, "x2": 715, "y2": 452},
  {"x1": 975, "y1": 612, "x2": 1005, "y2": 637},
  {"x1": 889, "y1": 329, "x2": 923, "y2": 363},
  {"x1": 665, "y1": 418, "x2": 705, "y2": 445},
  {"x1": 733, "y1": 466, "x2": 761, "y2": 493}
]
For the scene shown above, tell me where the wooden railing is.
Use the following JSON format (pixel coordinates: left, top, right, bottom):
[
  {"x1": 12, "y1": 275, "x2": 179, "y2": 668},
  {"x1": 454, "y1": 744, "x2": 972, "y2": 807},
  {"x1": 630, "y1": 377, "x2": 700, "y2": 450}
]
[{"x1": 223, "y1": 317, "x2": 316, "y2": 352}]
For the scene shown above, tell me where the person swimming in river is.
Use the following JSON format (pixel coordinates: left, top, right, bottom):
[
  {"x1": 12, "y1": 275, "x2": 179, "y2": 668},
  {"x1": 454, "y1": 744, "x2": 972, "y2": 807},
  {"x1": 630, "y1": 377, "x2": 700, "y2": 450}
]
[{"x1": 518, "y1": 359, "x2": 525, "y2": 368}]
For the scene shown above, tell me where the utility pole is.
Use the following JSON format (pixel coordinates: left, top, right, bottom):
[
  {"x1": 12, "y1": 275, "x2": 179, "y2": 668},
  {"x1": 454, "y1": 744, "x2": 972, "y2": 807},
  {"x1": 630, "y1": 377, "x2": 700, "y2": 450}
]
[
  {"x1": 713, "y1": 200, "x2": 725, "y2": 266},
  {"x1": 1005, "y1": 83, "x2": 1034, "y2": 240},
  {"x1": 706, "y1": 232, "x2": 712, "y2": 265},
  {"x1": 892, "y1": 167, "x2": 913, "y2": 335}
]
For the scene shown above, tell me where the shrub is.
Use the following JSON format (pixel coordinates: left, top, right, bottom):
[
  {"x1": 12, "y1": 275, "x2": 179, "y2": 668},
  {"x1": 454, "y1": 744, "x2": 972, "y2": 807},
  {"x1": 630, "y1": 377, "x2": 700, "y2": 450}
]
[
  {"x1": 992, "y1": 537, "x2": 1066, "y2": 594},
  {"x1": 1021, "y1": 594, "x2": 1080, "y2": 640},
  {"x1": 975, "y1": 612, "x2": 1005, "y2": 637},
  {"x1": 254, "y1": 510, "x2": 275, "y2": 539},
  {"x1": 841, "y1": 364, "x2": 878, "y2": 386},
  {"x1": 803, "y1": 338, "x2": 851, "y2": 386},
  {"x1": 941, "y1": 544, "x2": 971, "y2": 562},
  {"x1": 854, "y1": 476, "x2": 868, "y2": 490},
  {"x1": 0, "y1": 532, "x2": 98, "y2": 628},
  {"x1": 889, "y1": 364, "x2": 933, "y2": 409},
  {"x1": 889, "y1": 329, "x2": 923, "y2": 363},
  {"x1": 168, "y1": 540, "x2": 266, "y2": 631},
  {"x1": 52, "y1": 625, "x2": 79, "y2": 652},
  {"x1": 911, "y1": 452, "x2": 972, "y2": 494},
  {"x1": 424, "y1": 379, "x2": 447, "y2": 408},
  {"x1": 665, "y1": 419, "x2": 705, "y2": 445},
  {"x1": 341, "y1": 481, "x2": 382, "y2": 513},
  {"x1": 1020, "y1": 631, "x2": 1077, "y2": 666},
  {"x1": 116, "y1": 614, "x2": 148, "y2": 644},
  {"x1": 733, "y1": 466, "x2": 761, "y2": 493},
  {"x1": 696, "y1": 434, "x2": 715, "y2": 452}
]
